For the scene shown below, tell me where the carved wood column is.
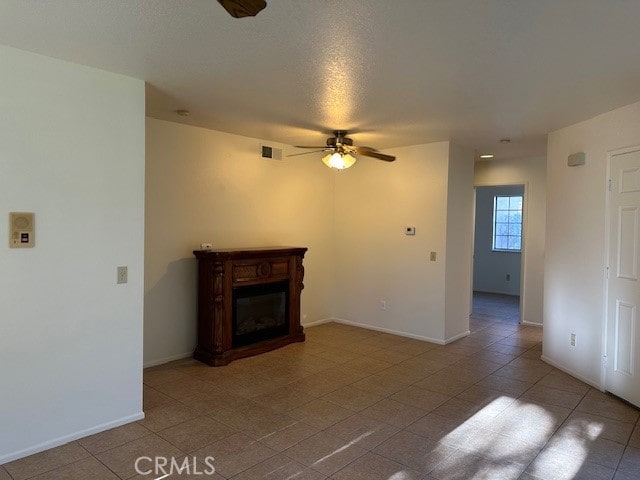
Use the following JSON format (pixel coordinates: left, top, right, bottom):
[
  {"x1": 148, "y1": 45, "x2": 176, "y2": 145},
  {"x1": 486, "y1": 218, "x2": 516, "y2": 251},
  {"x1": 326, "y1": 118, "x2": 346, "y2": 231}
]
[{"x1": 212, "y1": 261, "x2": 225, "y2": 355}]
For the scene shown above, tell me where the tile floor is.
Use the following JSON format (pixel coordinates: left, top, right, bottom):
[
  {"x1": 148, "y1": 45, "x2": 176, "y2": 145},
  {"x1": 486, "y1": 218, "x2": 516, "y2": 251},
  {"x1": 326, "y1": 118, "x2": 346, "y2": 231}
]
[
  {"x1": 472, "y1": 291, "x2": 520, "y2": 324},
  {"x1": 2, "y1": 312, "x2": 639, "y2": 479}
]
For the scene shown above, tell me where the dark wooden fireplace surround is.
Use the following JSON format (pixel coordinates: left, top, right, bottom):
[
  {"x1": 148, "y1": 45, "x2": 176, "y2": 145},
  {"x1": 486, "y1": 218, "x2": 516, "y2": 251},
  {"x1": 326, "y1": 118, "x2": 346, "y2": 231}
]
[{"x1": 193, "y1": 247, "x2": 307, "y2": 366}]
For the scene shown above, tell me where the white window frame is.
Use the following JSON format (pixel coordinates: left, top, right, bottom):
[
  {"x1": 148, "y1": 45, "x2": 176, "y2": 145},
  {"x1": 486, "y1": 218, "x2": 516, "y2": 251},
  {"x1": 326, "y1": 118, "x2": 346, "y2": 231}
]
[{"x1": 492, "y1": 195, "x2": 523, "y2": 252}]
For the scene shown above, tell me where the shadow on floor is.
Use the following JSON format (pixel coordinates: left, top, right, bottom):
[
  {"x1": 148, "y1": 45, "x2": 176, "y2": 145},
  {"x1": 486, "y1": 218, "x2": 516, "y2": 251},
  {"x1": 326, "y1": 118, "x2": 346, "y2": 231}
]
[{"x1": 472, "y1": 291, "x2": 520, "y2": 326}]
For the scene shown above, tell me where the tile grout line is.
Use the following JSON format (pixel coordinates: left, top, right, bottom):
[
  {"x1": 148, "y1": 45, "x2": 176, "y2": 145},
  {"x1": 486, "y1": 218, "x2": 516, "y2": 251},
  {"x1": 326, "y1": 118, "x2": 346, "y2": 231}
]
[{"x1": 611, "y1": 412, "x2": 640, "y2": 476}]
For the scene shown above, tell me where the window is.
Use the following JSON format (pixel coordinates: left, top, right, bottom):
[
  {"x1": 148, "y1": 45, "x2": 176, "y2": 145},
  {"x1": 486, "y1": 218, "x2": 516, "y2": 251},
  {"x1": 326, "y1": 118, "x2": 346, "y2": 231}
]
[{"x1": 493, "y1": 195, "x2": 522, "y2": 251}]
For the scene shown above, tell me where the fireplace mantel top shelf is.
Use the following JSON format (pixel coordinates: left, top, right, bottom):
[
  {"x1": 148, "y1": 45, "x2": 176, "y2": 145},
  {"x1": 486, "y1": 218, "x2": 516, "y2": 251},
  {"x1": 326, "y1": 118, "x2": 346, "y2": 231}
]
[
  {"x1": 193, "y1": 246, "x2": 307, "y2": 366},
  {"x1": 193, "y1": 246, "x2": 307, "y2": 259}
]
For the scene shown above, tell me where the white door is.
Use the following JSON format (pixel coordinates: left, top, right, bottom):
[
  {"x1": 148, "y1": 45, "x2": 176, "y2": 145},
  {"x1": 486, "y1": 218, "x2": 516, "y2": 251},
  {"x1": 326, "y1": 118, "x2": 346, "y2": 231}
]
[{"x1": 606, "y1": 148, "x2": 640, "y2": 407}]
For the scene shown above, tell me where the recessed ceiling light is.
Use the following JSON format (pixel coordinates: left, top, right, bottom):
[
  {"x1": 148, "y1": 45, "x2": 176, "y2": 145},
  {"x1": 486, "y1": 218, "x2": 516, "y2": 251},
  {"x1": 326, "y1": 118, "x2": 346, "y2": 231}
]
[
  {"x1": 499, "y1": 138, "x2": 511, "y2": 144},
  {"x1": 479, "y1": 154, "x2": 494, "y2": 159},
  {"x1": 176, "y1": 109, "x2": 190, "y2": 117}
]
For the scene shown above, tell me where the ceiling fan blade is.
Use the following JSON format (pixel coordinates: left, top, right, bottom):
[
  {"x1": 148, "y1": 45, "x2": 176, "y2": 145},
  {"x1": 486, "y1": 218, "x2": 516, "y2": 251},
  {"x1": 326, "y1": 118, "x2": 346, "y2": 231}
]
[
  {"x1": 293, "y1": 145, "x2": 331, "y2": 149},
  {"x1": 217, "y1": 0, "x2": 267, "y2": 18},
  {"x1": 354, "y1": 146, "x2": 396, "y2": 162},
  {"x1": 286, "y1": 150, "x2": 327, "y2": 157}
]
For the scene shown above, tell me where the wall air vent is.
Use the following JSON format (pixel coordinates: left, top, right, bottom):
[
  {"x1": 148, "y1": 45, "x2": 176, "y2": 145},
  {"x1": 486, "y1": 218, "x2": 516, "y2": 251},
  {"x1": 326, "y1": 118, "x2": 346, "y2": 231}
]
[{"x1": 260, "y1": 144, "x2": 282, "y2": 161}]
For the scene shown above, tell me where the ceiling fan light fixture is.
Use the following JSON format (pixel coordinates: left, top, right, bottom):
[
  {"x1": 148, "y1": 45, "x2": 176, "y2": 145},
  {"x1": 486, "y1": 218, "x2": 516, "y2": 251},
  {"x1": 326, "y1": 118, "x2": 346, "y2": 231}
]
[{"x1": 322, "y1": 152, "x2": 356, "y2": 170}]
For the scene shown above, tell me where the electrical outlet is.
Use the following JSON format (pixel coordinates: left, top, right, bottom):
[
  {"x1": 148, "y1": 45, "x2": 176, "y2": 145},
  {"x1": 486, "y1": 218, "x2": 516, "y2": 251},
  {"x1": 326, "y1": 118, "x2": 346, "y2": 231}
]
[
  {"x1": 200, "y1": 243, "x2": 212, "y2": 250},
  {"x1": 380, "y1": 300, "x2": 387, "y2": 311},
  {"x1": 117, "y1": 266, "x2": 128, "y2": 284},
  {"x1": 570, "y1": 333, "x2": 576, "y2": 347},
  {"x1": 430, "y1": 251, "x2": 437, "y2": 262},
  {"x1": 506, "y1": 274, "x2": 511, "y2": 281}
]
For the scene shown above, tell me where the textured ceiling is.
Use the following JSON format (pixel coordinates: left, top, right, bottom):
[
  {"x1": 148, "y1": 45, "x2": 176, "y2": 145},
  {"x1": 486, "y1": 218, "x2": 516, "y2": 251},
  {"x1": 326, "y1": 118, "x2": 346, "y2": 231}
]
[{"x1": 1, "y1": 1, "x2": 640, "y2": 159}]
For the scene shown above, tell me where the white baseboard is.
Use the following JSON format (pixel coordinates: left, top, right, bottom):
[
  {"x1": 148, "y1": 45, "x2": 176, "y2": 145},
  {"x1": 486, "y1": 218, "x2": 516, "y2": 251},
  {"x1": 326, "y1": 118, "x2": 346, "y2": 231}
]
[
  {"x1": 330, "y1": 317, "x2": 447, "y2": 345},
  {"x1": 444, "y1": 330, "x2": 471, "y2": 344},
  {"x1": 143, "y1": 351, "x2": 192, "y2": 368},
  {"x1": 302, "y1": 318, "x2": 334, "y2": 328},
  {"x1": 0, "y1": 412, "x2": 145, "y2": 464},
  {"x1": 522, "y1": 320, "x2": 543, "y2": 327},
  {"x1": 541, "y1": 355, "x2": 602, "y2": 390},
  {"x1": 473, "y1": 289, "x2": 520, "y2": 297}
]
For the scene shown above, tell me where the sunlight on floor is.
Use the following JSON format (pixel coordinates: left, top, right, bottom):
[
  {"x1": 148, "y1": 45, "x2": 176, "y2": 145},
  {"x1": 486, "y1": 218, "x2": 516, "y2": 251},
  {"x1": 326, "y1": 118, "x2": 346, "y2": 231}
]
[
  {"x1": 314, "y1": 431, "x2": 374, "y2": 465},
  {"x1": 299, "y1": 395, "x2": 608, "y2": 479},
  {"x1": 429, "y1": 396, "x2": 606, "y2": 480}
]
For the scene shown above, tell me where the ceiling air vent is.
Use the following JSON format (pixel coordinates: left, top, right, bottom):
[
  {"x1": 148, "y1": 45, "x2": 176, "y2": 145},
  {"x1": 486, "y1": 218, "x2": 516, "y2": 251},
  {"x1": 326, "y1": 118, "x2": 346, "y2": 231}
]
[{"x1": 260, "y1": 144, "x2": 282, "y2": 161}]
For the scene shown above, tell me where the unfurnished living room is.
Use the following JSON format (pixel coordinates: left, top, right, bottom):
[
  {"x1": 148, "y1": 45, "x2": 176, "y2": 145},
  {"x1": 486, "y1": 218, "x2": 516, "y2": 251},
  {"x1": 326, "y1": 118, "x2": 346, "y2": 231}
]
[{"x1": 1, "y1": 1, "x2": 640, "y2": 479}]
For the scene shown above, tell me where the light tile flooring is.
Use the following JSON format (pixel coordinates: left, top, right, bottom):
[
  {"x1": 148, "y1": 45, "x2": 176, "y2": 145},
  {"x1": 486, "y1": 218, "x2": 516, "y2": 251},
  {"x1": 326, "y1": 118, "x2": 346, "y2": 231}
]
[{"x1": 3, "y1": 315, "x2": 640, "y2": 479}]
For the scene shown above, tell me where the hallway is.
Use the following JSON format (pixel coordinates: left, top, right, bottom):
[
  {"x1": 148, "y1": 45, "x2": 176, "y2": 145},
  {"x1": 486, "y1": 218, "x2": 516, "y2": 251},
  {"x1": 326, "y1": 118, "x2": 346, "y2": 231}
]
[{"x1": 472, "y1": 291, "x2": 520, "y2": 326}]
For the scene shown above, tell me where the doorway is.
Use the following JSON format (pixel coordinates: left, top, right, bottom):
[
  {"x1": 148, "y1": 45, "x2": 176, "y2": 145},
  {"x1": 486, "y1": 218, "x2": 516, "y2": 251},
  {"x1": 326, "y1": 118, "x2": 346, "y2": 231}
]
[{"x1": 472, "y1": 185, "x2": 525, "y2": 324}]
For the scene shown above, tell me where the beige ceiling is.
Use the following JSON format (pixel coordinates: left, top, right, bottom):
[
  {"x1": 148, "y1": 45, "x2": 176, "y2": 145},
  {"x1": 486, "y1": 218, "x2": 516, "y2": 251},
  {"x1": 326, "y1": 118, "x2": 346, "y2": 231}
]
[{"x1": 2, "y1": 1, "x2": 640, "y2": 159}]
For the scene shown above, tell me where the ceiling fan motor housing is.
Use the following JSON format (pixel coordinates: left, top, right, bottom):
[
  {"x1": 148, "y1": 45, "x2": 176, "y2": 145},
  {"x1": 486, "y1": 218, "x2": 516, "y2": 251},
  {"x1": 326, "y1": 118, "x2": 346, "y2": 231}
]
[{"x1": 327, "y1": 131, "x2": 353, "y2": 148}]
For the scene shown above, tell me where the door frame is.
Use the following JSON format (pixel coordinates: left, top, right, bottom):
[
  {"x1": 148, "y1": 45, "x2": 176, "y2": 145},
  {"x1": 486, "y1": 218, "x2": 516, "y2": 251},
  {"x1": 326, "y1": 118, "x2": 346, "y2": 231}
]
[
  {"x1": 602, "y1": 144, "x2": 640, "y2": 390},
  {"x1": 471, "y1": 182, "x2": 529, "y2": 324}
]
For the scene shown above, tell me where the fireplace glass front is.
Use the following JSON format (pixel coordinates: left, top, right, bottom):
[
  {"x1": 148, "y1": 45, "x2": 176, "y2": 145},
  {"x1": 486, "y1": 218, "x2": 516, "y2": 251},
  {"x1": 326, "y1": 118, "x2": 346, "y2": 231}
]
[{"x1": 232, "y1": 281, "x2": 289, "y2": 347}]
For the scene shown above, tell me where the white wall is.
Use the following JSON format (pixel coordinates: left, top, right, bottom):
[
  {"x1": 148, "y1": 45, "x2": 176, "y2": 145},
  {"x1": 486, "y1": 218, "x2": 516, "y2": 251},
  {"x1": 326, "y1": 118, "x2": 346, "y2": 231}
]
[
  {"x1": 332, "y1": 142, "x2": 474, "y2": 343},
  {"x1": 474, "y1": 156, "x2": 546, "y2": 325},
  {"x1": 444, "y1": 143, "x2": 475, "y2": 341},
  {"x1": 544, "y1": 100, "x2": 640, "y2": 387},
  {"x1": 473, "y1": 185, "x2": 524, "y2": 296},
  {"x1": 145, "y1": 118, "x2": 335, "y2": 366},
  {"x1": 0, "y1": 46, "x2": 145, "y2": 462},
  {"x1": 146, "y1": 132, "x2": 475, "y2": 357}
]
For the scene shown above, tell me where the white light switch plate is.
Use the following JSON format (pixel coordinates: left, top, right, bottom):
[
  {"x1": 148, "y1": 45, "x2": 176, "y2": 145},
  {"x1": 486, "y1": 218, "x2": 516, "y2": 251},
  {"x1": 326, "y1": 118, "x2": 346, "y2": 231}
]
[{"x1": 117, "y1": 266, "x2": 128, "y2": 284}]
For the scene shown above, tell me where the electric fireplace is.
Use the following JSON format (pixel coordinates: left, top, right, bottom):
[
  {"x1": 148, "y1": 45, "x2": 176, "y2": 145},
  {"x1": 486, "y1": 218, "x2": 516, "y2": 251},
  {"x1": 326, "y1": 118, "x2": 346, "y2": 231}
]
[
  {"x1": 233, "y1": 280, "x2": 289, "y2": 347},
  {"x1": 193, "y1": 247, "x2": 306, "y2": 366}
]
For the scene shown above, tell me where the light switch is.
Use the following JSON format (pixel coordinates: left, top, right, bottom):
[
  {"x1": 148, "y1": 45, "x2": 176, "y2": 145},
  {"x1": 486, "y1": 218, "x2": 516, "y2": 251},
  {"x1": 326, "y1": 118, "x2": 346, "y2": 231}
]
[
  {"x1": 430, "y1": 251, "x2": 437, "y2": 261},
  {"x1": 117, "y1": 266, "x2": 128, "y2": 284}
]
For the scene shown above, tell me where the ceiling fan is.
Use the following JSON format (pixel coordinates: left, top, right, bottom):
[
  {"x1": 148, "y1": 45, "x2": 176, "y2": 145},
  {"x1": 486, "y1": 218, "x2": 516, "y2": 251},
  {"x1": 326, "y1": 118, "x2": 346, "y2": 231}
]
[
  {"x1": 217, "y1": 0, "x2": 267, "y2": 18},
  {"x1": 290, "y1": 131, "x2": 396, "y2": 170}
]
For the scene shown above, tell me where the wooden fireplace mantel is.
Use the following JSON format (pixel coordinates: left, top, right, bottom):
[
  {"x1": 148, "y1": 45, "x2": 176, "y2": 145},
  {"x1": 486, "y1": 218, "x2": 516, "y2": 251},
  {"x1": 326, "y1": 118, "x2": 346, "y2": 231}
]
[{"x1": 193, "y1": 246, "x2": 307, "y2": 366}]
